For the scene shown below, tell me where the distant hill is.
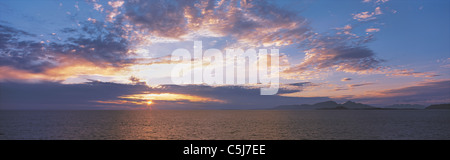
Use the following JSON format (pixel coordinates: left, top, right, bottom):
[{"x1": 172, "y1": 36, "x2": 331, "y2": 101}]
[
  {"x1": 313, "y1": 101, "x2": 339, "y2": 108},
  {"x1": 274, "y1": 101, "x2": 450, "y2": 110},
  {"x1": 341, "y1": 101, "x2": 374, "y2": 109},
  {"x1": 383, "y1": 104, "x2": 425, "y2": 109},
  {"x1": 274, "y1": 101, "x2": 377, "y2": 110},
  {"x1": 426, "y1": 104, "x2": 450, "y2": 109}
]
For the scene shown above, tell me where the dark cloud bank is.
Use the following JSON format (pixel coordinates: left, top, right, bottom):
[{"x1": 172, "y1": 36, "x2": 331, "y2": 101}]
[{"x1": 0, "y1": 81, "x2": 329, "y2": 110}]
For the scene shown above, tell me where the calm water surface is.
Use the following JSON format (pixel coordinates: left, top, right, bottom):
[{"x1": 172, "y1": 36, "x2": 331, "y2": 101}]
[{"x1": 0, "y1": 110, "x2": 449, "y2": 140}]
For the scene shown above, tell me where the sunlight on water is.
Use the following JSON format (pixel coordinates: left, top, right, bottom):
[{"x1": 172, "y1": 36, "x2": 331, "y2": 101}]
[{"x1": 0, "y1": 110, "x2": 449, "y2": 140}]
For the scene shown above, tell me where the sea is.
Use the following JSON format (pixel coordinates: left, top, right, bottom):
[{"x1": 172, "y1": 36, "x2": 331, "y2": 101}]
[{"x1": 0, "y1": 110, "x2": 449, "y2": 140}]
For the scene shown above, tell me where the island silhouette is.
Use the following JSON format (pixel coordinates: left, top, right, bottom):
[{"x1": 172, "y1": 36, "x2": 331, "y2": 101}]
[{"x1": 273, "y1": 101, "x2": 450, "y2": 110}]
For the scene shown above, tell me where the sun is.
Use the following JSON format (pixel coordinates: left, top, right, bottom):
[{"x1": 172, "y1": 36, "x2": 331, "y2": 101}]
[{"x1": 146, "y1": 101, "x2": 153, "y2": 105}]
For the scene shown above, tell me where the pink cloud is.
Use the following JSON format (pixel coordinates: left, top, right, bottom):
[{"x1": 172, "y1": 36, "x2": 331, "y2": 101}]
[
  {"x1": 374, "y1": 7, "x2": 382, "y2": 15},
  {"x1": 93, "y1": 3, "x2": 103, "y2": 12},
  {"x1": 366, "y1": 28, "x2": 380, "y2": 32},
  {"x1": 108, "y1": 1, "x2": 124, "y2": 8},
  {"x1": 353, "y1": 11, "x2": 375, "y2": 21},
  {"x1": 348, "y1": 79, "x2": 450, "y2": 105}
]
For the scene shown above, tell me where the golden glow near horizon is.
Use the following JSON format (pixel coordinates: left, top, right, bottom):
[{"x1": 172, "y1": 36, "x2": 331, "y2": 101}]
[
  {"x1": 96, "y1": 93, "x2": 226, "y2": 106},
  {"x1": 120, "y1": 93, "x2": 226, "y2": 103}
]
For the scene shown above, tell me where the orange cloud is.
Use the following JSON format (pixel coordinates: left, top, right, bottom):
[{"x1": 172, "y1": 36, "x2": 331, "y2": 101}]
[{"x1": 0, "y1": 55, "x2": 125, "y2": 82}]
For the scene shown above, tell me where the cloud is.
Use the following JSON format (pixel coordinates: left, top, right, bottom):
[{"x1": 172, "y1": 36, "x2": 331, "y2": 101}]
[
  {"x1": 385, "y1": 69, "x2": 440, "y2": 78},
  {"x1": 334, "y1": 87, "x2": 348, "y2": 91},
  {"x1": 332, "y1": 82, "x2": 374, "y2": 92},
  {"x1": 376, "y1": 0, "x2": 389, "y2": 3},
  {"x1": 128, "y1": 76, "x2": 146, "y2": 85},
  {"x1": 341, "y1": 78, "x2": 352, "y2": 81},
  {"x1": 335, "y1": 24, "x2": 356, "y2": 36},
  {"x1": 362, "y1": 0, "x2": 389, "y2": 4},
  {"x1": 347, "y1": 82, "x2": 375, "y2": 88},
  {"x1": 87, "y1": 17, "x2": 97, "y2": 23},
  {"x1": 374, "y1": 7, "x2": 382, "y2": 15},
  {"x1": 120, "y1": 0, "x2": 312, "y2": 46},
  {"x1": 365, "y1": 28, "x2": 380, "y2": 32},
  {"x1": 75, "y1": 2, "x2": 80, "y2": 11},
  {"x1": 62, "y1": 21, "x2": 132, "y2": 65},
  {"x1": 122, "y1": 0, "x2": 192, "y2": 38},
  {"x1": 346, "y1": 79, "x2": 450, "y2": 105},
  {"x1": 353, "y1": 6, "x2": 383, "y2": 21},
  {"x1": 0, "y1": 24, "x2": 55, "y2": 73},
  {"x1": 0, "y1": 56, "x2": 124, "y2": 83},
  {"x1": 284, "y1": 35, "x2": 382, "y2": 78},
  {"x1": 281, "y1": 25, "x2": 384, "y2": 80},
  {"x1": 3, "y1": 0, "x2": 384, "y2": 83},
  {"x1": 105, "y1": 0, "x2": 124, "y2": 22},
  {"x1": 0, "y1": 81, "x2": 330, "y2": 110},
  {"x1": 288, "y1": 82, "x2": 313, "y2": 87},
  {"x1": 0, "y1": 81, "x2": 149, "y2": 110},
  {"x1": 353, "y1": 11, "x2": 375, "y2": 21},
  {"x1": 0, "y1": 19, "x2": 134, "y2": 75},
  {"x1": 438, "y1": 58, "x2": 450, "y2": 68},
  {"x1": 93, "y1": 3, "x2": 103, "y2": 12},
  {"x1": 108, "y1": 0, "x2": 124, "y2": 8},
  {"x1": 342, "y1": 25, "x2": 352, "y2": 30},
  {"x1": 211, "y1": 0, "x2": 311, "y2": 47}
]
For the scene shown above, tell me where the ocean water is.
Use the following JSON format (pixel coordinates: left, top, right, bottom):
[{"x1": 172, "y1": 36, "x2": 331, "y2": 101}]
[{"x1": 0, "y1": 110, "x2": 449, "y2": 140}]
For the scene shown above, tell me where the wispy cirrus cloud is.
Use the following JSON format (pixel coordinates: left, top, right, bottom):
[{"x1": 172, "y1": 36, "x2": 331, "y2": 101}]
[
  {"x1": 385, "y1": 69, "x2": 440, "y2": 78},
  {"x1": 348, "y1": 82, "x2": 375, "y2": 88},
  {"x1": 332, "y1": 82, "x2": 374, "y2": 92}
]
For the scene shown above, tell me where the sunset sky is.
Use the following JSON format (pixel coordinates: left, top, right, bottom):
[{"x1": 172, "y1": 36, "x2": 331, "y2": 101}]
[{"x1": 1, "y1": 0, "x2": 449, "y2": 109}]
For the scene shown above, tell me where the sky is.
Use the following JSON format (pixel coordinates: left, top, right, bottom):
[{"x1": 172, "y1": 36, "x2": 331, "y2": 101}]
[{"x1": 0, "y1": 0, "x2": 449, "y2": 110}]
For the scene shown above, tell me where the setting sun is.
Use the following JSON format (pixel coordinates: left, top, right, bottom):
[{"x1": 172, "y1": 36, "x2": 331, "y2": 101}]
[{"x1": 147, "y1": 101, "x2": 153, "y2": 105}]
